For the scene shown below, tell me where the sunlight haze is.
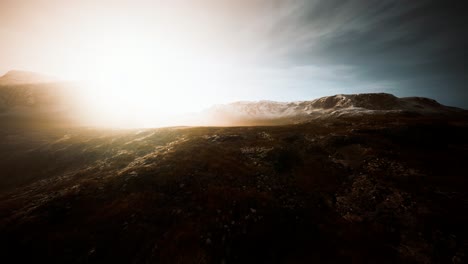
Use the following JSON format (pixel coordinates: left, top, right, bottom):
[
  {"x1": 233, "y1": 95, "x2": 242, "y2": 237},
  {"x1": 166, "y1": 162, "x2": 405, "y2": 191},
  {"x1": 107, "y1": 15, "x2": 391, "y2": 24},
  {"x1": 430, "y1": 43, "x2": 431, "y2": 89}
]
[{"x1": 1, "y1": 0, "x2": 467, "y2": 127}]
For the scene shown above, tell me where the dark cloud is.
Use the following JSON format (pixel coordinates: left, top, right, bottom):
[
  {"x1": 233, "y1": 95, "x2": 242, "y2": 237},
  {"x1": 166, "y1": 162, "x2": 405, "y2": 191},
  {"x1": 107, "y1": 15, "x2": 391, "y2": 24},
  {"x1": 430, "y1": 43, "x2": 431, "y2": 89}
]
[
  {"x1": 257, "y1": 0, "x2": 468, "y2": 107},
  {"x1": 1, "y1": 0, "x2": 466, "y2": 107}
]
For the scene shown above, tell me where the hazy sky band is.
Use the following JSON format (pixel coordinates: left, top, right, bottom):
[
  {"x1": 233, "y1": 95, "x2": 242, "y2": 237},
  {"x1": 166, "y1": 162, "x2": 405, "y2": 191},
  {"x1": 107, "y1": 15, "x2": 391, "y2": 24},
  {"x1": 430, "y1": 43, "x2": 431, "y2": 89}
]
[{"x1": 1, "y1": 0, "x2": 467, "y2": 108}]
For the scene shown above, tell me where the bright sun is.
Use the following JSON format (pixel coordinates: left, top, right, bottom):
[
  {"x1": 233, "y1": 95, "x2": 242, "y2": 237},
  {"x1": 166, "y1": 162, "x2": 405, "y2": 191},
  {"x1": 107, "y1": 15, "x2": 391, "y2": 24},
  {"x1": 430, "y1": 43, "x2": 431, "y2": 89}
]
[{"x1": 70, "y1": 27, "x2": 236, "y2": 128}]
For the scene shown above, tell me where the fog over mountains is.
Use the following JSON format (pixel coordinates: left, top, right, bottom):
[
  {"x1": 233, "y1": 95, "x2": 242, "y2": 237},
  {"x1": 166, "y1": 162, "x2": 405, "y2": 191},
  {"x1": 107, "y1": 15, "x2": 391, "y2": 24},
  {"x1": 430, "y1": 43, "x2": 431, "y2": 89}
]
[
  {"x1": 203, "y1": 93, "x2": 466, "y2": 126},
  {"x1": 0, "y1": 70, "x2": 58, "y2": 85},
  {"x1": 0, "y1": 71, "x2": 65, "y2": 109},
  {"x1": 1, "y1": 70, "x2": 466, "y2": 128},
  {"x1": 1, "y1": 70, "x2": 468, "y2": 263}
]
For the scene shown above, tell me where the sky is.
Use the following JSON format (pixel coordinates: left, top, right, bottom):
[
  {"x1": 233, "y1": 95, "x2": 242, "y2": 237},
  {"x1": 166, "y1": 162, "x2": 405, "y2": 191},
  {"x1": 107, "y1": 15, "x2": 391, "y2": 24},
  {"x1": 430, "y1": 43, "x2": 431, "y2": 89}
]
[{"x1": 1, "y1": 0, "x2": 467, "y2": 109}]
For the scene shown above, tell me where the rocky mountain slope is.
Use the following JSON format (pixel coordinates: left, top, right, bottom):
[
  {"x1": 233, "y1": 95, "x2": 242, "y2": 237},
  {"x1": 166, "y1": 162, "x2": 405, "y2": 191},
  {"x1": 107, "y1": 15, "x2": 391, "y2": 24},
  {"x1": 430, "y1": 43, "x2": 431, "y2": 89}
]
[
  {"x1": 0, "y1": 71, "x2": 81, "y2": 128},
  {"x1": 202, "y1": 93, "x2": 465, "y2": 126},
  {"x1": 0, "y1": 72, "x2": 467, "y2": 263},
  {"x1": 0, "y1": 71, "x2": 72, "y2": 110},
  {"x1": 1, "y1": 71, "x2": 465, "y2": 127},
  {"x1": 0, "y1": 111, "x2": 467, "y2": 263},
  {"x1": 0, "y1": 70, "x2": 57, "y2": 86}
]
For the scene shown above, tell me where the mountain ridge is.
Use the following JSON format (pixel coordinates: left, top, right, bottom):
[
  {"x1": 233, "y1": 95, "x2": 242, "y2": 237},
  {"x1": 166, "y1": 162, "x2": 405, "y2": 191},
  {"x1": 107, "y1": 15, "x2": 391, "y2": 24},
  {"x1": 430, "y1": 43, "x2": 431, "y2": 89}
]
[
  {"x1": 0, "y1": 70, "x2": 59, "y2": 86},
  {"x1": 0, "y1": 72, "x2": 465, "y2": 127},
  {"x1": 202, "y1": 93, "x2": 467, "y2": 126}
]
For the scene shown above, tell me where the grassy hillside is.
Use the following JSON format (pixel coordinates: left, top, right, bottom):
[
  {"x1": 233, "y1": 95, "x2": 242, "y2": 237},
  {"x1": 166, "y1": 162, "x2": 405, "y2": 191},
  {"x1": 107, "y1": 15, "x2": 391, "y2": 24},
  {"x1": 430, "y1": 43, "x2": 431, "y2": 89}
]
[{"x1": 1, "y1": 115, "x2": 467, "y2": 263}]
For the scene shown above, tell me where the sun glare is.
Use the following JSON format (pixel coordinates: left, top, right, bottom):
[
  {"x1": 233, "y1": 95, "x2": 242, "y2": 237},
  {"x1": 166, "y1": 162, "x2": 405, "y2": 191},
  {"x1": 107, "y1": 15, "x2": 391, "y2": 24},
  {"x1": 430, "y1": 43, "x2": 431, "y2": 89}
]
[
  {"x1": 16, "y1": 3, "x2": 260, "y2": 128},
  {"x1": 69, "y1": 27, "x2": 236, "y2": 128}
]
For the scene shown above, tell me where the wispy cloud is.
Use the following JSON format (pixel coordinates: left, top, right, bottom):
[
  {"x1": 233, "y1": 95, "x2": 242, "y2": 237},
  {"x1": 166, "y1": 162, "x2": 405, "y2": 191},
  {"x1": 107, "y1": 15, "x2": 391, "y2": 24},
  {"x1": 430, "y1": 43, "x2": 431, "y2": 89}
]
[
  {"x1": 1, "y1": 0, "x2": 467, "y2": 107},
  {"x1": 217, "y1": 0, "x2": 468, "y2": 107}
]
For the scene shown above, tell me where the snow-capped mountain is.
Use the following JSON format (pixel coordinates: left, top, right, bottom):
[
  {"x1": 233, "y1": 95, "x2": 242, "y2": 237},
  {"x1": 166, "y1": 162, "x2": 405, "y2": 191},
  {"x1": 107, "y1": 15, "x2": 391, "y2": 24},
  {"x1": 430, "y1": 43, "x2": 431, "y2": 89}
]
[
  {"x1": 0, "y1": 70, "x2": 465, "y2": 128},
  {"x1": 201, "y1": 93, "x2": 466, "y2": 126}
]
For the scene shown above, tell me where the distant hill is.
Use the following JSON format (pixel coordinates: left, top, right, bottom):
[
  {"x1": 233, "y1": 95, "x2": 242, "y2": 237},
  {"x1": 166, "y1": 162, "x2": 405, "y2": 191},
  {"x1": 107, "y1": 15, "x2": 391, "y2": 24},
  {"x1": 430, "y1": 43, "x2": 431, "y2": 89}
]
[
  {"x1": 1, "y1": 102, "x2": 467, "y2": 263},
  {"x1": 0, "y1": 70, "x2": 58, "y2": 86},
  {"x1": 0, "y1": 71, "x2": 79, "y2": 128},
  {"x1": 0, "y1": 70, "x2": 466, "y2": 128},
  {"x1": 201, "y1": 93, "x2": 467, "y2": 126}
]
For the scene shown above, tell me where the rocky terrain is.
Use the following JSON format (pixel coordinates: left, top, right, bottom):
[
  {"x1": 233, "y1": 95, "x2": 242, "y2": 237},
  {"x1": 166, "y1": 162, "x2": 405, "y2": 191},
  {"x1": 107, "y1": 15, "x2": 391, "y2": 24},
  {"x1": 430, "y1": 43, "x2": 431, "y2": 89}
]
[
  {"x1": 0, "y1": 70, "x2": 58, "y2": 86},
  {"x1": 1, "y1": 108, "x2": 468, "y2": 263},
  {"x1": 1, "y1": 71, "x2": 468, "y2": 262},
  {"x1": 201, "y1": 93, "x2": 465, "y2": 126},
  {"x1": 0, "y1": 71, "x2": 81, "y2": 129},
  {"x1": 2, "y1": 71, "x2": 465, "y2": 128}
]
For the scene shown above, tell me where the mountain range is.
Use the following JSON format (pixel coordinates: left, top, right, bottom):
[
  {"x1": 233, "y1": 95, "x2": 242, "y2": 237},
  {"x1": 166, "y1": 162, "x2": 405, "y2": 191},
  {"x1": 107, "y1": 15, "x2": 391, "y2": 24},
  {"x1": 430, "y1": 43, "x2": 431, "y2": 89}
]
[
  {"x1": 1, "y1": 70, "x2": 466, "y2": 127},
  {"x1": 0, "y1": 70, "x2": 467, "y2": 263},
  {"x1": 202, "y1": 93, "x2": 465, "y2": 126}
]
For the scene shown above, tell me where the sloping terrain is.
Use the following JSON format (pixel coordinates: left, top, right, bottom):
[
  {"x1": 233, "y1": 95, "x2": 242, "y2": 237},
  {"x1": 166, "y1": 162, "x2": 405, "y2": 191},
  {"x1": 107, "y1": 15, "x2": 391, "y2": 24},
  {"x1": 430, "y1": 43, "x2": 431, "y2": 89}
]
[
  {"x1": 201, "y1": 93, "x2": 466, "y2": 126},
  {"x1": 1, "y1": 73, "x2": 464, "y2": 128},
  {"x1": 0, "y1": 70, "x2": 64, "y2": 113},
  {"x1": 0, "y1": 71, "x2": 81, "y2": 128},
  {"x1": 0, "y1": 70, "x2": 58, "y2": 86},
  {"x1": 1, "y1": 113, "x2": 468, "y2": 263}
]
